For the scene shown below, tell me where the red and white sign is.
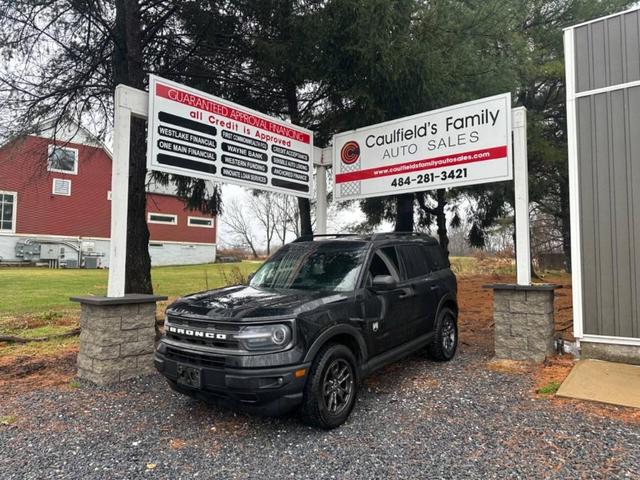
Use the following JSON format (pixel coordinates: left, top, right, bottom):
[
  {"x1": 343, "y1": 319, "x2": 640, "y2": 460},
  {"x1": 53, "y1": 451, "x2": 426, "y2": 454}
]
[
  {"x1": 147, "y1": 75, "x2": 313, "y2": 198},
  {"x1": 332, "y1": 94, "x2": 512, "y2": 200}
]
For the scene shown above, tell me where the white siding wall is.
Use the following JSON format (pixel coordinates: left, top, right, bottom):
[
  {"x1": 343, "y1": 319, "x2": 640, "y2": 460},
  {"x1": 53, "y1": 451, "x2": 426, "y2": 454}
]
[
  {"x1": 0, "y1": 235, "x2": 16, "y2": 262},
  {"x1": 148, "y1": 242, "x2": 217, "y2": 266},
  {"x1": 0, "y1": 235, "x2": 216, "y2": 267}
]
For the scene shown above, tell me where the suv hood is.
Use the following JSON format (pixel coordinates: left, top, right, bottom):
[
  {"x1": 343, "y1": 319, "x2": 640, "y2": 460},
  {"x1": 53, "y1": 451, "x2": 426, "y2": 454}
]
[{"x1": 167, "y1": 285, "x2": 349, "y2": 320}]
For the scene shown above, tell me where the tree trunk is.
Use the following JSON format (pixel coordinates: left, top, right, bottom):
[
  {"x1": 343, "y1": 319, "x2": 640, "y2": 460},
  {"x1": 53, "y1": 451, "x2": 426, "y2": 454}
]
[
  {"x1": 284, "y1": 83, "x2": 312, "y2": 236},
  {"x1": 113, "y1": 0, "x2": 152, "y2": 294},
  {"x1": 297, "y1": 197, "x2": 312, "y2": 235},
  {"x1": 248, "y1": 241, "x2": 259, "y2": 259},
  {"x1": 394, "y1": 194, "x2": 414, "y2": 232},
  {"x1": 125, "y1": 119, "x2": 153, "y2": 294},
  {"x1": 435, "y1": 189, "x2": 449, "y2": 258},
  {"x1": 559, "y1": 179, "x2": 572, "y2": 273}
]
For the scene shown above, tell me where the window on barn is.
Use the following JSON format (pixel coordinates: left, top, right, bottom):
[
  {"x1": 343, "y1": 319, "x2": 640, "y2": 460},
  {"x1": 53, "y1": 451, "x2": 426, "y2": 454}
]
[
  {"x1": 0, "y1": 192, "x2": 17, "y2": 233},
  {"x1": 52, "y1": 178, "x2": 72, "y2": 196},
  {"x1": 188, "y1": 216, "x2": 214, "y2": 228},
  {"x1": 148, "y1": 213, "x2": 177, "y2": 225},
  {"x1": 47, "y1": 145, "x2": 78, "y2": 174}
]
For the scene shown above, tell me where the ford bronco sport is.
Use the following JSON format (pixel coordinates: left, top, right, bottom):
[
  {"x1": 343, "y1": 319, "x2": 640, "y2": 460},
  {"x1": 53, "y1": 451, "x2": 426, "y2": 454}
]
[{"x1": 155, "y1": 233, "x2": 458, "y2": 429}]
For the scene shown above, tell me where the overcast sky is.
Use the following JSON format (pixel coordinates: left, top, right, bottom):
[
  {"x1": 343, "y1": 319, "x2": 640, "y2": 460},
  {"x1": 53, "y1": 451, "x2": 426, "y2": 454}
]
[{"x1": 217, "y1": 183, "x2": 368, "y2": 251}]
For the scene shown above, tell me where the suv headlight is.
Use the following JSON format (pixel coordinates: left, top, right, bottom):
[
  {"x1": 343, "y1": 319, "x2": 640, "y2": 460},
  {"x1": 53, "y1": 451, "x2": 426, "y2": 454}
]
[{"x1": 234, "y1": 324, "x2": 292, "y2": 351}]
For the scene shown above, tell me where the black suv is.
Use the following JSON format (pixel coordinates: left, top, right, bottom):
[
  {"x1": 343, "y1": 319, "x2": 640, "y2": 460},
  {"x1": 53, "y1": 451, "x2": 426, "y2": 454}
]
[{"x1": 155, "y1": 233, "x2": 458, "y2": 429}]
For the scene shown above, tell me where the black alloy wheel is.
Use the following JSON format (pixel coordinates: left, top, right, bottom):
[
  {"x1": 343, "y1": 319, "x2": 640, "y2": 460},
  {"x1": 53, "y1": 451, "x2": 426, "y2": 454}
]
[
  {"x1": 301, "y1": 343, "x2": 358, "y2": 429},
  {"x1": 441, "y1": 314, "x2": 457, "y2": 356},
  {"x1": 322, "y1": 358, "x2": 354, "y2": 415},
  {"x1": 427, "y1": 306, "x2": 458, "y2": 361}
]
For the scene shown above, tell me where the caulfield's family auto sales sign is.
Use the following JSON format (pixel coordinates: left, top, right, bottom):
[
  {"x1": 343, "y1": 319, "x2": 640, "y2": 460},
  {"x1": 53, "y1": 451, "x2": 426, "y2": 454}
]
[
  {"x1": 147, "y1": 75, "x2": 313, "y2": 198},
  {"x1": 333, "y1": 93, "x2": 512, "y2": 201}
]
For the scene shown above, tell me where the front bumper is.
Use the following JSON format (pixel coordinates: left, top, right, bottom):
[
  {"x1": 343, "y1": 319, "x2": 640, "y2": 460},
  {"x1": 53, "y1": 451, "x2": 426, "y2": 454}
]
[{"x1": 154, "y1": 343, "x2": 310, "y2": 416}]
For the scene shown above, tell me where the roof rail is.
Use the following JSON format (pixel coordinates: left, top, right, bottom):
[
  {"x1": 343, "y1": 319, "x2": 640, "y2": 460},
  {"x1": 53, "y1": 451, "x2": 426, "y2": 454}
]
[
  {"x1": 370, "y1": 231, "x2": 426, "y2": 240},
  {"x1": 292, "y1": 233, "x2": 363, "y2": 242},
  {"x1": 293, "y1": 231, "x2": 432, "y2": 243}
]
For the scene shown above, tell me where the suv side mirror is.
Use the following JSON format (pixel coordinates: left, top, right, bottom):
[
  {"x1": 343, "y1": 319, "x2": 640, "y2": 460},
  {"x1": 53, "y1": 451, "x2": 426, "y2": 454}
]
[
  {"x1": 247, "y1": 272, "x2": 255, "y2": 284},
  {"x1": 371, "y1": 275, "x2": 397, "y2": 291}
]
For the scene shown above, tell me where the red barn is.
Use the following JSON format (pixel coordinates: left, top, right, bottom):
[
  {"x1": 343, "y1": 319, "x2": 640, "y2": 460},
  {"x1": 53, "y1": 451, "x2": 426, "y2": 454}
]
[{"x1": 0, "y1": 122, "x2": 217, "y2": 267}]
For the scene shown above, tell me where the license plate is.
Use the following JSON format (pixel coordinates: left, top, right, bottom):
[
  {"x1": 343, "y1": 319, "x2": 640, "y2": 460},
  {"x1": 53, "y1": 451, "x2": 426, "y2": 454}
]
[{"x1": 177, "y1": 364, "x2": 201, "y2": 388}]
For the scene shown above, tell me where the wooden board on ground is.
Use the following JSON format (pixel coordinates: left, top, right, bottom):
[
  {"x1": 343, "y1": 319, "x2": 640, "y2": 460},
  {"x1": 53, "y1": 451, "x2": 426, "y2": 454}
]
[{"x1": 556, "y1": 359, "x2": 640, "y2": 409}]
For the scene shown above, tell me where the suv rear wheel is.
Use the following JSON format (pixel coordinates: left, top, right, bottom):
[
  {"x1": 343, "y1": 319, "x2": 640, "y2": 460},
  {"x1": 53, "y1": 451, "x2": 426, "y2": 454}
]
[
  {"x1": 427, "y1": 306, "x2": 458, "y2": 361},
  {"x1": 301, "y1": 343, "x2": 358, "y2": 429}
]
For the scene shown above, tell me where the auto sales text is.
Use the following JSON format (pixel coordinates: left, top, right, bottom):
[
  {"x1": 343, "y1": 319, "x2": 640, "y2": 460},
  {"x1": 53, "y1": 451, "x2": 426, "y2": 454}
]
[{"x1": 364, "y1": 108, "x2": 501, "y2": 159}]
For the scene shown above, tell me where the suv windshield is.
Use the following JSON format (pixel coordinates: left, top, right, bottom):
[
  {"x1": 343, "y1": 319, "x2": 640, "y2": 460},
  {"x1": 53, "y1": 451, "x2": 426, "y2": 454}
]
[{"x1": 250, "y1": 241, "x2": 366, "y2": 291}]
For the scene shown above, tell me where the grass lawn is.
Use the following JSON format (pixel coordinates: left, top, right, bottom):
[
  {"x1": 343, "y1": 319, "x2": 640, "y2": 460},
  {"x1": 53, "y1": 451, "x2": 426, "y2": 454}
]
[
  {"x1": 0, "y1": 261, "x2": 262, "y2": 356},
  {"x1": 0, "y1": 261, "x2": 262, "y2": 318}
]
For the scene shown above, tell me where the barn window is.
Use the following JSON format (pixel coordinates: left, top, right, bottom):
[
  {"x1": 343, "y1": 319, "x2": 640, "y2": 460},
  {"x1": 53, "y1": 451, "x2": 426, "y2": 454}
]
[
  {"x1": 188, "y1": 216, "x2": 214, "y2": 228},
  {"x1": 52, "y1": 178, "x2": 72, "y2": 196},
  {"x1": 47, "y1": 145, "x2": 78, "y2": 174},
  {"x1": 148, "y1": 213, "x2": 177, "y2": 225},
  {"x1": 0, "y1": 191, "x2": 17, "y2": 233}
]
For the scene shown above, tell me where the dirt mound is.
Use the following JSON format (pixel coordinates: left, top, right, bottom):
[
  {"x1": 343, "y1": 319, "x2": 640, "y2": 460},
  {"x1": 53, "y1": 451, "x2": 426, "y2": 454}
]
[{"x1": 0, "y1": 346, "x2": 78, "y2": 395}]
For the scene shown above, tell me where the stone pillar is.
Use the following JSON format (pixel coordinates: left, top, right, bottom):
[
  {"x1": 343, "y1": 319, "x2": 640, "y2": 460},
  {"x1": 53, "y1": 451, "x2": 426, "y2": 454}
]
[
  {"x1": 485, "y1": 284, "x2": 559, "y2": 362},
  {"x1": 70, "y1": 294, "x2": 167, "y2": 385}
]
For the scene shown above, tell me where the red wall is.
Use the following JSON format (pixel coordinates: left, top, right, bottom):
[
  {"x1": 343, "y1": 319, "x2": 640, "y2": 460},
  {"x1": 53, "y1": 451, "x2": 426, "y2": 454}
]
[
  {"x1": 147, "y1": 193, "x2": 216, "y2": 244},
  {"x1": 0, "y1": 135, "x2": 216, "y2": 244}
]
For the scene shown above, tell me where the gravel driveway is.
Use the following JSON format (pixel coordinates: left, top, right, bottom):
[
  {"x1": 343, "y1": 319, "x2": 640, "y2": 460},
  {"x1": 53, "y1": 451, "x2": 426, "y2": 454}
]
[{"x1": 1, "y1": 347, "x2": 638, "y2": 480}]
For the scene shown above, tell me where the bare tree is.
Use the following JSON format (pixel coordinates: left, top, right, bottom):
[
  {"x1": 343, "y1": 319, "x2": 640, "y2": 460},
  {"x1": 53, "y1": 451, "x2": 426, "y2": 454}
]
[
  {"x1": 0, "y1": 0, "x2": 222, "y2": 293},
  {"x1": 249, "y1": 193, "x2": 278, "y2": 256},
  {"x1": 222, "y1": 198, "x2": 259, "y2": 259},
  {"x1": 273, "y1": 194, "x2": 300, "y2": 245}
]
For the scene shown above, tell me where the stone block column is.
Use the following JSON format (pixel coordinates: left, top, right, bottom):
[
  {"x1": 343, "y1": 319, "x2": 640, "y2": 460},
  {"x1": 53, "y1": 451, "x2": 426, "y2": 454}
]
[
  {"x1": 70, "y1": 294, "x2": 167, "y2": 385},
  {"x1": 485, "y1": 284, "x2": 559, "y2": 362}
]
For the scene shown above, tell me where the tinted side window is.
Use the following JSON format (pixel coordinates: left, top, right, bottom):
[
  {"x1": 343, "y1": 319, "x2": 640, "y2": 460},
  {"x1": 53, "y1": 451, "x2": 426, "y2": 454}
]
[
  {"x1": 398, "y1": 245, "x2": 430, "y2": 279},
  {"x1": 366, "y1": 248, "x2": 401, "y2": 286},
  {"x1": 369, "y1": 252, "x2": 392, "y2": 278},
  {"x1": 380, "y1": 246, "x2": 400, "y2": 275},
  {"x1": 423, "y1": 245, "x2": 448, "y2": 271}
]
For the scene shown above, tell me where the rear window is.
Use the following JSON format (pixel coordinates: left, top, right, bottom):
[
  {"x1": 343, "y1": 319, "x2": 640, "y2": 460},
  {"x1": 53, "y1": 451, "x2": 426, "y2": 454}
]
[
  {"x1": 423, "y1": 245, "x2": 448, "y2": 271},
  {"x1": 398, "y1": 243, "x2": 448, "y2": 279},
  {"x1": 398, "y1": 244, "x2": 431, "y2": 279}
]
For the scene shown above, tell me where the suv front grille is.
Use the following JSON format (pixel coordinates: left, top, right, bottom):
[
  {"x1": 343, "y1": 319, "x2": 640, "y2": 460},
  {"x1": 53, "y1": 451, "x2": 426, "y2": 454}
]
[
  {"x1": 165, "y1": 315, "x2": 241, "y2": 350},
  {"x1": 167, "y1": 315, "x2": 241, "y2": 331},
  {"x1": 165, "y1": 333, "x2": 240, "y2": 349},
  {"x1": 164, "y1": 347, "x2": 226, "y2": 368}
]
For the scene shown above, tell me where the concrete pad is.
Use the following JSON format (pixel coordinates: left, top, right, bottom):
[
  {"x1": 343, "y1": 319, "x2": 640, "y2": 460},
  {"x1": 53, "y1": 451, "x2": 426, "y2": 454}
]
[{"x1": 556, "y1": 359, "x2": 640, "y2": 409}]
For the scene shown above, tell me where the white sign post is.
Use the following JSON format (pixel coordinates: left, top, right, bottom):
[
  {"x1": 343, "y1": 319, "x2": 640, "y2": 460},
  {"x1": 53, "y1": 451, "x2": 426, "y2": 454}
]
[
  {"x1": 107, "y1": 85, "x2": 149, "y2": 297},
  {"x1": 147, "y1": 75, "x2": 313, "y2": 197}
]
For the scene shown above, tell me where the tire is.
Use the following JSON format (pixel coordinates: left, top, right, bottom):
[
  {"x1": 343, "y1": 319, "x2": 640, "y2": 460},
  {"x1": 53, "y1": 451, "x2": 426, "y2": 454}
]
[
  {"x1": 427, "y1": 306, "x2": 458, "y2": 362},
  {"x1": 300, "y1": 343, "x2": 358, "y2": 429}
]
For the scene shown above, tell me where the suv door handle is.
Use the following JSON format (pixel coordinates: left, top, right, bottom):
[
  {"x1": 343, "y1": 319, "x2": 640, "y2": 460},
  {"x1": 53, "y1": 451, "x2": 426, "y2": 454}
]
[
  {"x1": 398, "y1": 288, "x2": 415, "y2": 299},
  {"x1": 429, "y1": 285, "x2": 439, "y2": 292}
]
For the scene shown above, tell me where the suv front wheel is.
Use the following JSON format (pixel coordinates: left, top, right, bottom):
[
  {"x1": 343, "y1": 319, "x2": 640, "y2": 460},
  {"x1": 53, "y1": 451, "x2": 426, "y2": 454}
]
[
  {"x1": 301, "y1": 343, "x2": 358, "y2": 429},
  {"x1": 427, "y1": 306, "x2": 458, "y2": 361}
]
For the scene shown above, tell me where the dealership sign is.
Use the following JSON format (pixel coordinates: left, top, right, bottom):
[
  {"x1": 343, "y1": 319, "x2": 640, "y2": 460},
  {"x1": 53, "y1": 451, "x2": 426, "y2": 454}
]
[
  {"x1": 333, "y1": 93, "x2": 512, "y2": 200},
  {"x1": 147, "y1": 75, "x2": 313, "y2": 197}
]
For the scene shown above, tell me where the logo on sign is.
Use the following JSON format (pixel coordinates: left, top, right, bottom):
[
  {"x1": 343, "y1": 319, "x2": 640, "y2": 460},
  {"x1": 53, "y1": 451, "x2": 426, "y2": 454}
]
[{"x1": 340, "y1": 141, "x2": 360, "y2": 165}]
